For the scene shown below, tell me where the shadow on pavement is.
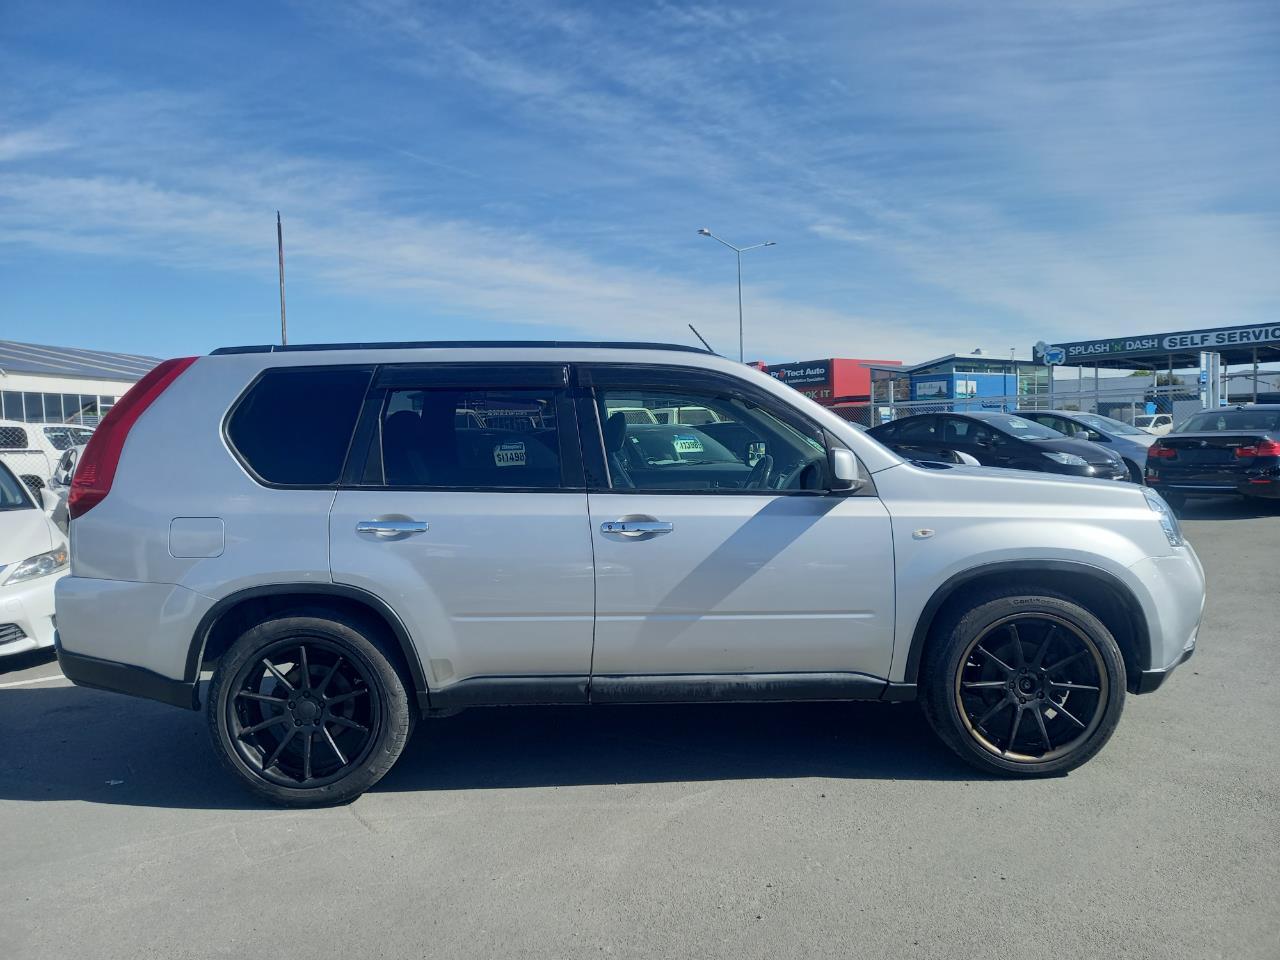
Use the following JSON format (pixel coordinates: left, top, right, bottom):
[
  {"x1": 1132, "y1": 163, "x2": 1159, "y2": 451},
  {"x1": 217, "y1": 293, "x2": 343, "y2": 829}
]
[
  {"x1": 0, "y1": 684, "x2": 981, "y2": 810},
  {"x1": 0, "y1": 648, "x2": 58, "y2": 676},
  {"x1": 1173, "y1": 494, "x2": 1280, "y2": 520}
]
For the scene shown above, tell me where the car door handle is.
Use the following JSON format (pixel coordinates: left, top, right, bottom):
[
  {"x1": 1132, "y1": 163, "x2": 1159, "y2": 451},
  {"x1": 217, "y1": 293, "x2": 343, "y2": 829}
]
[
  {"x1": 600, "y1": 518, "x2": 673, "y2": 538},
  {"x1": 356, "y1": 519, "x2": 430, "y2": 538}
]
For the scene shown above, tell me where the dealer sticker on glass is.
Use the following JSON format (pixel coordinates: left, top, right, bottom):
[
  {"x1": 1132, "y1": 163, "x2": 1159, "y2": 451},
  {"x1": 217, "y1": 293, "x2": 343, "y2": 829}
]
[
  {"x1": 673, "y1": 434, "x2": 704, "y2": 455},
  {"x1": 493, "y1": 440, "x2": 527, "y2": 467}
]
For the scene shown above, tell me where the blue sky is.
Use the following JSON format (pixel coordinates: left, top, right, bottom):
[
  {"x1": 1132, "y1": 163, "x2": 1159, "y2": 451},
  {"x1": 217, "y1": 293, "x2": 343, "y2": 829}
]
[{"x1": 2, "y1": 0, "x2": 1278, "y2": 363}]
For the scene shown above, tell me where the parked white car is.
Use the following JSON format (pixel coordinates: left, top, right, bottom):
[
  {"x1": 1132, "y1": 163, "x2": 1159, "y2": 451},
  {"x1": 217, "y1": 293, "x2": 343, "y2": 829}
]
[
  {"x1": 56, "y1": 342, "x2": 1204, "y2": 806},
  {"x1": 1134, "y1": 414, "x2": 1174, "y2": 436},
  {"x1": 0, "y1": 419, "x2": 94, "y2": 500},
  {"x1": 0, "y1": 460, "x2": 69, "y2": 656}
]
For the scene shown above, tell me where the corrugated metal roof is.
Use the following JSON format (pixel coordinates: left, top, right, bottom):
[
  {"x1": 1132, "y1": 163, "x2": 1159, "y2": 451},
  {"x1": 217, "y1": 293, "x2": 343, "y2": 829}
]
[{"x1": 0, "y1": 340, "x2": 160, "y2": 382}]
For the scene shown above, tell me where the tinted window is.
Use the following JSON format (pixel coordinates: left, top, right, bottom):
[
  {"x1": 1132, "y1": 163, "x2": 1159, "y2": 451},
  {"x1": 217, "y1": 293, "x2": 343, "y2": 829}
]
[
  {"x1": 1073, "y1": 413, "x2": 1144, "y2": 436},
  {"x1": 941, "y1": 418, "x2": 991, "y2": 443},
  {"x1": 596, "y1": 385, "x2": 828, "y2": 492},
  {"x1": 0, "y1": 425, "x2": 30, "y2": 449},
  {"x1": 896, "y1": 417, "x2": 938, "y2": 442},
  {"x1": 369, "y1": 388, "x2": 563, "y2": 489},
  {"x1": 1177, "y1": 409, "x2": 1280, "y2": 432},
  {"x1": 228, "y1": 367, "x2": 372, "y2": 485},
  {"x1": 0, "y1": 463, "x2": 32, "y2": 510}
]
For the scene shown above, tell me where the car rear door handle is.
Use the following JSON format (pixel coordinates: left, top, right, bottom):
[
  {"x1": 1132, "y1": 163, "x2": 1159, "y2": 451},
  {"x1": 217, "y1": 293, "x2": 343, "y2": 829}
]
[
  {"x1": 356, "y1": 519, "x2": 430, "y2": 538},
  {"x1": 600, "y1": 518, "x2": 673, "y2": 539}
]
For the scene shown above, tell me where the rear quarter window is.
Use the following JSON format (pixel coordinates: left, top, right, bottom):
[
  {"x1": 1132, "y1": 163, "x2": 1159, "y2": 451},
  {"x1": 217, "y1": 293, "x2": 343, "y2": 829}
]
[{"x1": 227, "y1": 366, "x2": 372, "y2": 485}]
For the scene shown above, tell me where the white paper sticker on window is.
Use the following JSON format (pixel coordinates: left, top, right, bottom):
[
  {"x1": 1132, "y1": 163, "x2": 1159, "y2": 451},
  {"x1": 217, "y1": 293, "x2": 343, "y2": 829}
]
[
  {"x1": 494, "y1": 440, "x2": 527, "y2": 467},
  {"x1": 673, "y1": 434, "x2": 704, "y2": 454}
]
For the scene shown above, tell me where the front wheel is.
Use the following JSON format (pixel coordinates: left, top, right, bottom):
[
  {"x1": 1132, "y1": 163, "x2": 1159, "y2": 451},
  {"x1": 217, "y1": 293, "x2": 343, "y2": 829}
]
[
  {"x1": 921, "y1": 593, "x2": 1126, "y2": 777},
  {"x1": 208, "y1": 613, "x2": 413, "y2": 806}
]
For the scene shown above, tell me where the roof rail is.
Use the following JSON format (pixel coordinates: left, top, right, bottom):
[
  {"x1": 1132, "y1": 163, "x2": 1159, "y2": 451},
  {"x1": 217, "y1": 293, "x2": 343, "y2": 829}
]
[{"x1": 210, "y1": 340, "x2": 711, "y2": 357}]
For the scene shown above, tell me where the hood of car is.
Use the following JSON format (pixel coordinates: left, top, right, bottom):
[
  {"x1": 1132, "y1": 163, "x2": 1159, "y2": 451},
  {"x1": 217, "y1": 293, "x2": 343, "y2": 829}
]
[
  {"x1": 1027, "y1": 436, "x2": 1121, "y2": 465},
  {"x1": 0, "y1": 507, "x2": 54, "y2": 570}
]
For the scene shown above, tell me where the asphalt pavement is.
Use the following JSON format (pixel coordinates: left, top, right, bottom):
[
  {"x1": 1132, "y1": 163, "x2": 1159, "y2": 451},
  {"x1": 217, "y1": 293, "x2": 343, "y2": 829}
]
[{"x1": 2, "y1": 497, "x2": 1277, "y2": 959}]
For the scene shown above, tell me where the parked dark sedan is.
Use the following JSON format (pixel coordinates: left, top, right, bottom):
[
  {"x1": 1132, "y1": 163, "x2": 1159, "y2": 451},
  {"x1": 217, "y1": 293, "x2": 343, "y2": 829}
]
[
  {"x1": 868, "y1": 411, "x2": 1129, "y2": 480},
  {"x1": 1144, "y1": 405, "x2": 1280, "y2": 509}
]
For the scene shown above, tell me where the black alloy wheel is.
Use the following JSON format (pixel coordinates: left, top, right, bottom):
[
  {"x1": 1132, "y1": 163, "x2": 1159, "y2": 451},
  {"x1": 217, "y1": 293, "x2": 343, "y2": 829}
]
[
  {"x1": 227, "y1": 637, "x2": 382, "y2": 788},
  {"x1": 954, "y1": 613, "x2": 1107, "y2": 763},
  {"x1": 921, "y1": 592, "x2": 1126, "y2": 777},
  {"x1": 209, "y1": 614, "x2": 413, "y2": 806}
]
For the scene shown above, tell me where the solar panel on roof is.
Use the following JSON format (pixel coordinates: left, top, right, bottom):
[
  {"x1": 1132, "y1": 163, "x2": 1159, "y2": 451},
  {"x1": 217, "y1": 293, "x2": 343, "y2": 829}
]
[{"x1": 0, "y1": 340, "x2": 160, "y2": 381}]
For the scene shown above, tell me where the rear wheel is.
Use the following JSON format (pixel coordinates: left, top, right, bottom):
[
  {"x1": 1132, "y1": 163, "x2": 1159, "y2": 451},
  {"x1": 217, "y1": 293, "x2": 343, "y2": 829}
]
[
  {"x1": 921, "y1": 593, "x2": 1126, "y2": 777},
  {"x1": 208, "y1": 613, "x2": 413, "y2": 806}
]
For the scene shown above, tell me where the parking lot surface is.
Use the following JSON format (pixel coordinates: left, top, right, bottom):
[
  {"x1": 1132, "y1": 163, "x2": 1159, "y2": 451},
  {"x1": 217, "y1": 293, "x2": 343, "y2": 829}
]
[{"x1": 2, "y1": 498, "x2": 1277, "y2": 959}]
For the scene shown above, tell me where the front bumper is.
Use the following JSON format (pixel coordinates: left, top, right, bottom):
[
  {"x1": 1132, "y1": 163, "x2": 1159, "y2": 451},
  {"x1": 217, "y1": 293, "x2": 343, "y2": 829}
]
[
  {"x1": 1127, "y1": 546, "x2": 1205, "y2": 694},
  {"x1": 0, "y1": 569, "x2": 65, "y2": 657}
]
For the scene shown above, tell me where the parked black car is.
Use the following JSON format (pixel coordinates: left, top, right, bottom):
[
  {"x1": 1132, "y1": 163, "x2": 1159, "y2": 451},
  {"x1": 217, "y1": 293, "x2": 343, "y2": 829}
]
[
  {"x1": 868, "y1": 411, "x2": 1129, "y2": 480},
  {"x1": 1144, "y1": 405, "x2": 1280, "y2": 509}
]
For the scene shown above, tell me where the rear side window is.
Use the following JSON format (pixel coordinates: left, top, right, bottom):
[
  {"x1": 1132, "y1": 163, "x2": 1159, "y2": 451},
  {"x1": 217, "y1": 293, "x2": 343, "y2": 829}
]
[
  {"x1": 0, "y1": 425, "x2": 30, "y2": 449},
  {"x1": 228, "y1": 367, "x2": 372, "y2": 485},
  {"x1": 363, "y1": 387, "x2": 564, "y2": 489}
]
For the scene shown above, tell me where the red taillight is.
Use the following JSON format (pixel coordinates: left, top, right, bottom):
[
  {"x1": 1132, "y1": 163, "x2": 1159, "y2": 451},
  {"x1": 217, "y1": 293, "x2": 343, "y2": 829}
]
[
  {"x1": 69, "y1": 357, "x2": 197, "y2": 520},
  {"x1": 1148, "y1": 444, "x2": 1176, "y2": 459},
  {"x1": 1235, "y1": 439, "x2": 1280, "y2": 458}
]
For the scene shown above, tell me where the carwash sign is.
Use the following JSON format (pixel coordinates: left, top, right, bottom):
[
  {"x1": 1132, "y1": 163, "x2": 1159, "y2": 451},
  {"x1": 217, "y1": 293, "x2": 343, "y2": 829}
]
[{"x1": 1050, "y1": 322, "x2": 1280, "y2": 362}]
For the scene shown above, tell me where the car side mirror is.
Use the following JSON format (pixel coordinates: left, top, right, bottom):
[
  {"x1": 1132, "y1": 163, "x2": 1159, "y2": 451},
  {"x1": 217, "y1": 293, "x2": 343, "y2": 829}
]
[
  {"x1": 39, "y1": 487, "x2": 60, "y2": 516},
  {"x1": 829, "y1": 448, "x2": 863, "y2": 491}
]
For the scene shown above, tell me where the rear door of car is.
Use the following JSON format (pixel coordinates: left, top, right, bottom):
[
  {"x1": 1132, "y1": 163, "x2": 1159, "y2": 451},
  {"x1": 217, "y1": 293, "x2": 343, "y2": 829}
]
[{"x1": 328, "y1": 362, "x2": 595, "y2": 705}]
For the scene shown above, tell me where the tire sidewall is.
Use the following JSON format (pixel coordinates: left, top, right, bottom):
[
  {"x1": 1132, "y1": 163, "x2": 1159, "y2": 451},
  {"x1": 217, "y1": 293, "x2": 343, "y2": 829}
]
[
  {"x1": 208, "y1": 614, "x2": 412, "y2": 806},
  {"x1": 923, "y1": 593, "x2": 1127, "y2": 777}
]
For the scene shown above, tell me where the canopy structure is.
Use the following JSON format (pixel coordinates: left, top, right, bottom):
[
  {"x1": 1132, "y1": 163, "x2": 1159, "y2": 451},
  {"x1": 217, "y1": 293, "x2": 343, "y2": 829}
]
[{"x1": 1043, "y1": 322, "x2": 1280, "y2": 371}]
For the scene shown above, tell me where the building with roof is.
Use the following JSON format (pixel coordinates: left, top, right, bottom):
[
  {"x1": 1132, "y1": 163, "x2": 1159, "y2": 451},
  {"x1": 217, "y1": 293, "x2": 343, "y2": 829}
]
[{"x1": 0, "y1": 340, "x2": 159, "y2": 425}]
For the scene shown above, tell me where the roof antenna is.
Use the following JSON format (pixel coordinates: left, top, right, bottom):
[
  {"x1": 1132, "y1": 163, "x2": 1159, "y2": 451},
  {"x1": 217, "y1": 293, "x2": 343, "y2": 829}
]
[
  {"x1": 688, "y1": 323, "x2": 717, "y2": 355},
  {"x1": 277, "y1": 211, "x2": 288, "y2": 346}
]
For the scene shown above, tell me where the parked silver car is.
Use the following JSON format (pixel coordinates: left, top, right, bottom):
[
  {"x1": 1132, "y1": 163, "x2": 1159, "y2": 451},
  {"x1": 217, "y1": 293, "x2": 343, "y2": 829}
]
[
  {"x1": 1019, "y1": 410, "x2": 1156, "y2": 483},
  {"x1": 56, "y1": 342, "x2": 1205, "y2": 805}
]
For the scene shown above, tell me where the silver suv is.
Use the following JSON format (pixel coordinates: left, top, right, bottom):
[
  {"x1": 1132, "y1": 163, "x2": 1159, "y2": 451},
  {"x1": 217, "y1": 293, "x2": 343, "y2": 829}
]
[{"x1": 55, "y1": 342, "x2": 1205, "y2": 805}]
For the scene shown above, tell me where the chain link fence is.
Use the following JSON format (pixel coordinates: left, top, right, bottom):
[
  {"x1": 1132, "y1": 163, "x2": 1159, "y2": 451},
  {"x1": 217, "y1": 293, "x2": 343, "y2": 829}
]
[{"x1": 831, "y1": 379, "x2": 1206, "y2": 429}]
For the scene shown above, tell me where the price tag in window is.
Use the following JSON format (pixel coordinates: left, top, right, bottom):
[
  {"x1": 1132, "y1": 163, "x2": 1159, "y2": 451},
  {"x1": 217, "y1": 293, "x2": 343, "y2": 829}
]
[{"x1": 493, "y1": 440, "x2": 527, "y2": 467}]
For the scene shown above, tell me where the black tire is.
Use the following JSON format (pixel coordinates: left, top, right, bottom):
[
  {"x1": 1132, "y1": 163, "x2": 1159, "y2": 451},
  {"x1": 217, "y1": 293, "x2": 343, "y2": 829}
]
[
  {"x1": 1123, "y1": 459, "x2": 1144, "y2": 484},
  {"x1": 207, "y1": 612, "x2": 413, "y2": 806},
  {"x1": 920, "y1": 591, "x2": 1126, "y2": 777}
]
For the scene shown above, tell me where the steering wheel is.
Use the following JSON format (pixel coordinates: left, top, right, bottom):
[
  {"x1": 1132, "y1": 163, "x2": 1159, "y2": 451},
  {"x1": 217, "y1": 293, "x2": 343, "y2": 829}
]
[
  {"x1": 772, "y1": 458, "x2": 814, "y2": 490},
  {"x1": 744, "y1": 454, "x2": 774, "y2": 489}
]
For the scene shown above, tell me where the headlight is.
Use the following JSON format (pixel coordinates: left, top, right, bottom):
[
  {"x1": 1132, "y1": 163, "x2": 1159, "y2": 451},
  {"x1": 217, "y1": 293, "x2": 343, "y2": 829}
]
[
  {"x1": 1043, "y1": 451, "x2": 1087, "y2": 466},
  {"x1": 1143, "y1": 488, "x2": 1184, "y2": 547},
  {"x1": 2, "y1": 546, "x2": 69, "y2": 585}
]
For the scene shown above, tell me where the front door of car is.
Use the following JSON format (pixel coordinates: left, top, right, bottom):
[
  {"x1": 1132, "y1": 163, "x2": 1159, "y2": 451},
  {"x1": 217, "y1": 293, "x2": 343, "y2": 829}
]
[
  {"x1": 328, "y1": 363, "x2": 595, "y2": 704},
  {"x1": 577, "y1": 366, "x2": 896, "y2": 697}
]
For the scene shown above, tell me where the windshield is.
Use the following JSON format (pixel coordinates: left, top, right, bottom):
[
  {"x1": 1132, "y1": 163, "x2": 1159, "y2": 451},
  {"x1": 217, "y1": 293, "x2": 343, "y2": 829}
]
[
  {"x1": 982, "y1": 415, "x2": 1064, "y2": 441},
  {"x1": 1072, "y1": 413, "x2": 1145, "y2": 436},
  {"x1": 43, "y1": 426, "x2": 94, "y2": 451},
  {"x1": 0, "y1": 463, "x2": 33, "y2": 510},
  {"x1": 625, "y1": 424, "x2": 739, "y2": 464},
  {"x1": 1176, "y1": 409, "x2": 1280, "y2": 433}
]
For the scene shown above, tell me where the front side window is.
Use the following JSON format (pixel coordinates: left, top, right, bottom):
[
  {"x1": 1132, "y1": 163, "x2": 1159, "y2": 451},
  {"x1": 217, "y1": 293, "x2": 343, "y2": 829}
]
[
  {"x1": 596, "y1": 385, "x2": 829, "y2": 492},
  {"x1": 896, "y1": 417, "x2": 939, "y2": 442},
  {"x1": 366, "y1": 387, "x2": 564, "y2": 489}
]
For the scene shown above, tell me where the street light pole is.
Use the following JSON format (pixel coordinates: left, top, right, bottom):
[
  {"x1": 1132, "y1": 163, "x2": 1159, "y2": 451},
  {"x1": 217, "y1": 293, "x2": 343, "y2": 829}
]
[{"x1": 697, "y1": 228, "x2": 775, "y2": 363}]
